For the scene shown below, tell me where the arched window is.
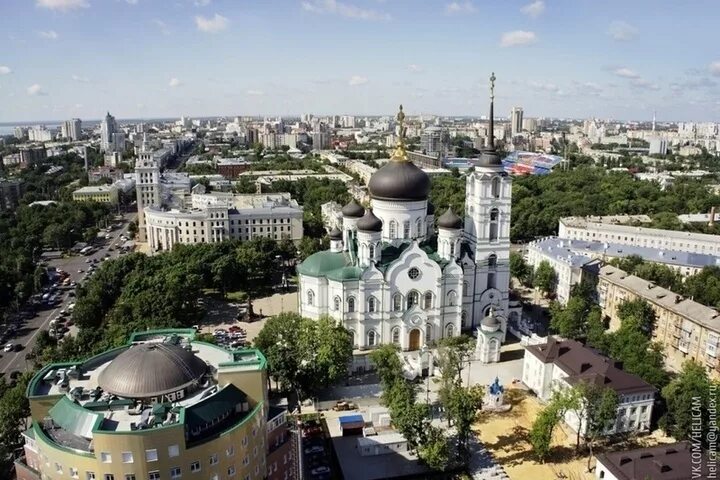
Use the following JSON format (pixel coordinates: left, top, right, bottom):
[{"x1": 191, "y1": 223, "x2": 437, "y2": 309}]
[
  {"x1": 415, "y1": 218, "x2": 423, "y2": 237},
  {"x1": 348, "y1": 330, "x2": 356, "y2": 347},
  {"x1": 347, "y1": 297, "x2": 356, "y2": 312},
  {"x1": 450, "y1": 240, "x2": 456, "y2": 257},
  {"x1": 389, "y1": 220, "x2": 397, "y2": 239},
  {"x1": 488, "y1": 272, "x2": 496, "y2": 289},
  {"x1": 445, "y1": 323, "x2": 455, "y2": 338},
  {"x1": 333, "y1": 296, "x2": 341, "y2": 311},
  {"x1": 447, "y1": 290, "x2": 457, "y2": 306},
  {"x1": 423, "y1": 291, "x2": 433, "y2": 309},
  {"x1": 367, "y1": 330, "x2": 378, "y2": 347},
  {"x1": 407, "y1": 291, "x2": 419, "y2": 308},
  {"x1": 489, "y1": 208, "x2": 499, "y2": 242},
  {"x1": 461, "y1": 311, "x2": 467, "y2": 327},
  {"x1": 391, "y1": 327, "x2": 400, "y2": 345},
  {"x1": 488, "y1": 254, "x2": 497, "y2": 268},
  {"x1": 462, "y1": 281, "x2": 469, "y2": 297},
  {"x1": 307, "y1": 290, "x2": 315, "y2": 306},
  {"x1": 392, "y1": 293, "x2": 402, "y2": 311},
  {"x1": 369, "y1": 243, "x2": 375, "y2": 260},
  {"x1": 425, "y1": 323, "x2": 433, "y2": 343},
  {"x1": 491, "y1": 176, "x2": 501, "y2": 198},
  {"x1": 368, "y1": 296, "x2": 378, "y2": 313},
  {"x1": 403, "y1": 221, "x2": 410, "y2": 239}
]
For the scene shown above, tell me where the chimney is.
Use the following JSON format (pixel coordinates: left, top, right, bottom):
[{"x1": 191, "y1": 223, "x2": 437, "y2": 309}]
[
  {"x1": 710, "y1": 206, "x2": 716, "y2": 227},
  {"x1": 675, "y1": 295, "x2": 682, "y2": 304}
]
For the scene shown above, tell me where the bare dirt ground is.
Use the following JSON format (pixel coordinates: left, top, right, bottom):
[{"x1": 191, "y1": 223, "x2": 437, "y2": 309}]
[{"x1": 474, "y1": 388, "x2": 676, "y2": 480}]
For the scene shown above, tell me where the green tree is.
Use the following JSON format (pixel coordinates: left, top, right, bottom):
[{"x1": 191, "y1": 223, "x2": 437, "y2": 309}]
[
  {"x1": 509, "y1": 251, "x2": 530, "y2": 285},
  {"x1": 616, "y1": 299, "x2": 656, "y2": 336},
  {"x1": 549, "y1": 296, "x2": 593, "y2": 339},
  {"x1": 529, "y1": 396, "x2": 565, "y2": 463},
  {"x1": 661, "y1": 361, "x2": 717, "y2": 445},
  {"x1": 533, "y1": 260, "x2": 557, "y2": 296},
  {"x1": 681, "y1": 266, "x2": 720, "y2": 309},
  {"x1": 127, "y1": 220, "x2": 138, "y2": 239},
  {"x1": 446, "y1": 384, "x2": 481, "y2": 457}
]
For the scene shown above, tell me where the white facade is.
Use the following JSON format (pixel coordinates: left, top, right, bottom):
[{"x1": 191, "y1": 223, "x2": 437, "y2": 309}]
[
  {"x1": 100, "y1": 112, "x2": 118, "y2": 152},
  {"x1": 135, "y1": 153, "x2": 161, "y2": 242},
  {"x1": 559, "y1": 216, "x2": 720, "y2": 255},
  {"x1": 144, "y1": 192, "x2": 303, "y2": 253},
  {"x1": 522, "y1": 339, "x2": 655, "y2": 437}
]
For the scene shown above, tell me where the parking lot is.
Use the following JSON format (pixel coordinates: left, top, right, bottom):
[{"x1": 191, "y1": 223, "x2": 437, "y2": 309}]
[
  {"x1": 0, "y1": 213, "x2": 135, "y2": 378},
  {"x1": 299, "y1": 417, "x2": 333, "y2": 480}
]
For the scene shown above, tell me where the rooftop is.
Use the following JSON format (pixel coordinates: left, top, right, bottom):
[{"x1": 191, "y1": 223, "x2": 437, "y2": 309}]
[
  {"x1": 526, "y1": 337, "x2": 655, "y2": 395},
  {"x1": 560, "y1": 215, "x2": 720, "y2": 243},
  {"x1": 73, "y1": 185, "x2": 116, "y2": 194},
  {"x1": 529, "y1": 236, "x2": 720, "y2": 269},
  {"x1": 599, "y1": 264, "x2": 720, "y2": 333},
  {"x1": 596, "y1": 441, "x2": 711, "y2": 480},
  {"x1": 28, "y1": 329, "x2": 265, "y2": 451}
]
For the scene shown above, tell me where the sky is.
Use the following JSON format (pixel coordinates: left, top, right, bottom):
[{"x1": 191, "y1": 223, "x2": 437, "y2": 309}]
[{"x1": 1, "y1": 0, "x2": 720, "y2": 123}]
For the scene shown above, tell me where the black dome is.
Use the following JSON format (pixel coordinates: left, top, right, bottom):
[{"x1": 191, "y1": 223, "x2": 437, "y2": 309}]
[
  {"x1": 328, "y1": 227, "x2": 342, "y2": 240},
  {"x1": 341, "y1": 199, "x2": 365, "y2": 218},
  {"x1": 437, "y1": 207, "x2": 462, "y2": 229},
  {"x1": 368, "y1": 160, "x2": 430, "y2": 201},
  {"x1": 356, "y1": 209, "x2": 383, "y2": 232}
]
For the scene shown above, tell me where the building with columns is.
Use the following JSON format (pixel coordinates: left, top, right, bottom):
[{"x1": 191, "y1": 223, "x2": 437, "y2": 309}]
[{"x1": 297, "y1": 85, "x2": 518, "y2": 352}]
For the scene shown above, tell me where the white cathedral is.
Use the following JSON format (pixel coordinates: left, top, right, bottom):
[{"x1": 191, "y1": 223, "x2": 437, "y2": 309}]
[{"x1": 298, "y1": 79, "x2": 518, "y2": 359}]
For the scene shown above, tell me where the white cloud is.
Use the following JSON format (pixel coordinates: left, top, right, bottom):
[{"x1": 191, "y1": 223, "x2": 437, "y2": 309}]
[
  {"x1": 246, "y1": 89, "x2": 264, "y2": 96},
  {"x1": 407, "y1": 64, "x2": 422, "y2": 73},
  {"x1": 613, "y1": 67, "x2": 640, "y2": 79},
  {"x1": 27, "y1": 84, "x2": 47, "y2": 96},
  {"x1": 153, "y1": 19, "x2": 170, "y2": 35},
  {"x1": 71, "y1": 74, "x2": 89, "y2": 82},
  {"x1": 36, "y1": 0, "x2": 89, "y2": 11},
  {"x1": 301, "y1": 0, "x2": 391, "y2": 21},
  {"x1": 631, "y1": 78, "x2": 660, "y2": 90},
  {"x1": 195, "y1": 13, "x2": 228, "y2": 33},
  {"x1": 709, "y1": 61, "x2": 720, "y2": 76},
  {"x1": 169, "y1": 78, "x2": 182, "y2": 87},
  {"x1": 608, "y1": 21, "x2": 638, "y2": 41},
  {"x1": 500, "y1": 30, "x2": 537, "y2": 47},
  {"x1": 194, "y1": 0, "x2": 211, "y2": 5},
  {"x1": 0, "y1": 66, "x2": 11, "y2": 75},
  {"x1": 520, "y1": 1, "x2": 544, "y2": 18},
  {"x1": 348, "y1": 75, "x2": 368, "y2": 86},
  {"x1": 125, "y1": 0, "x2": 138, "y2": 4},
  {"x1": 528, "y1": 80, "x2": 560, "y2": 94},
  {"x1": 38, "y1": 30, "x2": 59, "y2": 40},
  {"x1": 445, "y1": 1, "x2": 476, "y2": 15}
]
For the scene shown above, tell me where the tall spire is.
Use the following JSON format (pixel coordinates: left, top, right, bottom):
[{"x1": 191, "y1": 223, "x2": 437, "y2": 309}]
[
  {"x1": 652, "y1": 110, "x2": 656, "y2": 132},
  {"x1": 391, "y1": 104, "x2": 409, "y2": 161},
  {"x1": 488, "y1": 72, "x2": 496, "y2": 149}
]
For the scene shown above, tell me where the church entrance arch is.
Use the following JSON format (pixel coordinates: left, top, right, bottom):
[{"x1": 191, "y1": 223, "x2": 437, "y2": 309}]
[{"x1": 408, "y1": 329, "x2": 421, "y2": 351}]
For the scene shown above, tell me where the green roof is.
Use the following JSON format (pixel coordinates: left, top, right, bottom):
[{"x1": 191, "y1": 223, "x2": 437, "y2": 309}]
[
  {"x1": 297, "y1": 251, "x2": 351, "y2": 277},
  {"x1": 48, "y1": 396, "x2": 104, "y2": 438},
  {"x1": 327, "y1": 265, "x2": 363, "y2": 282}
]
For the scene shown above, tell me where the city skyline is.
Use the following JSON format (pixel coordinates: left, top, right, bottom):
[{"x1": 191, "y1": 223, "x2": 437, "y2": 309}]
[{"x1": 1, "y1": 0, "x2": 720, "y2": 122}]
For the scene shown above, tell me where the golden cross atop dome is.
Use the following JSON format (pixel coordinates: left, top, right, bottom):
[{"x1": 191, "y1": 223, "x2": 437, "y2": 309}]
[{"x1": 391, "y1": 104, "x2": 409, "y2": 161}]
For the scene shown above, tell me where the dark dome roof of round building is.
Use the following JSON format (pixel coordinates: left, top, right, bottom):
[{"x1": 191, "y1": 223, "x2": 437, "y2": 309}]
[
  {"x1": 356, "y1": 209, "x2": 383, "y2": 232},
  {"x1": 328, "y1": 227, "x2": 342, "y2": 240},
  {"x1": 368, "y1": 160, "x2": 430, "y2": 201},
  {"x1": 98, "y1": 342, "x2": 208, "y2": 398},
  {"x1": 437, "y1": 207, "x2": 462, "y2": 229},
  {"x1": 341, "y1": 199, "x2": 365, "y2": 218},
  {"x1": 480, "y1": 308, "x2": 502, "y2": 331}
]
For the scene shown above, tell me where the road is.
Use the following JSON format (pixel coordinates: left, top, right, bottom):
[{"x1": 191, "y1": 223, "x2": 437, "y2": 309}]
[{"x1": 0, "y1": 212, "x2": 137, "y2": 376}]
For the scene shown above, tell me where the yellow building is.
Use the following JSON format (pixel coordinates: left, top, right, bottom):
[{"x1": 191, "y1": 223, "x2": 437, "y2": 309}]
[
  {"x1": 16, "y1": 329, "x2": 297, "y2": 480},
  {"x1": 72, "y1": 185, "x2": 119, "y2": 205},
  {"x1": 597, "y1": 265, "x2": 720, "y2": 380}
]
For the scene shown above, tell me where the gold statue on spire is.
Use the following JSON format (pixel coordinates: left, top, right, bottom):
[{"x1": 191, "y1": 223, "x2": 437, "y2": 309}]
[{"x1": 391, "y1": 104, "x2": 409, "y2": 161}]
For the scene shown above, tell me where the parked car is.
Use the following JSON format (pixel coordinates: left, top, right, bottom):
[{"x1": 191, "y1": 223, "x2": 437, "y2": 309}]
[
  {"x1": 310, "y1": 466, "x2": 331, "y2": 477},
  {"x1": 304, "y1": 445, "x2": 324, "y2": 455},
  {"x1": 3, "y1": 343, "x2": 15, "y2": 352}
]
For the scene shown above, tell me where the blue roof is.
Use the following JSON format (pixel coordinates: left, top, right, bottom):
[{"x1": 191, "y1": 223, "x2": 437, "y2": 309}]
[{"x1": 338, "y1": 414, "x2": 364, "y2": 425}]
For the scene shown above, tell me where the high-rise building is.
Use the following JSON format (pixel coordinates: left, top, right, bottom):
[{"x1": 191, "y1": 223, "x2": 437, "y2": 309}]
[
  {"x1": 100, "y1": 111, "x2": 118, "y2": 151},
  {"x1": 0, "y1": 178, "x2": 24, "y2": 211},
  {"x1": 28, "y1": 126, "x2": 53, "y2": 142},
  {"x1": 135, "y1": 153, "x2": 161, "y2": 242},
  {"x1": 15, "y1": 329, "x2": 298, "y2": 480},
  {"x1": 420, "y1": 127, "x2": 443, "y2": 155},
  {"x1": 20, "y1": 147, "x2": 47, "y2": 166},
  {"x1": 14, "y1": 127, "x2": 28, "y2": 140},
  {"x1": 510, "y1": 106, "x2": 523, "y2": 137},
  {"x1": 61, "y1": 118, "x2": 82, "y2": 141},
  {"x1": 522, "y1": 118, "x2": 537, "y2": 133}
]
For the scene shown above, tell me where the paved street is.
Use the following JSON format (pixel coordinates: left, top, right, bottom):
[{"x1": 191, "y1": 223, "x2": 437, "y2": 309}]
[{"x1": 0, "y1": 212, "x2": 136, "y2": 376}]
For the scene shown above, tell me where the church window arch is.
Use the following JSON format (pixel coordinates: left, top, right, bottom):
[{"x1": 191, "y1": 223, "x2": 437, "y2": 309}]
[
  {"x1": 333, "y1": 296, "x2": 341, "y2": 311},
  {"x1": 348, "y1": 329, "x2": 356, "y2": 347},
  {"x1": 367, "y1": 330, "x2": 378, "y2": 347},
  {"x1": 389, "y1": 220, "x2": 397, "y2": 239},
  {"x1": 407, "y1": 290, "x2": 420, "y2": 309},
  {"x1": 488, "y1": 254, "x2": 497, "y2": 268},
  {"x1": 391, "y1": 327, "x2": 400, "y2": 345},
  {"x1": 461, "y1": 311, "x2": 468, "y2": 327},
  {"x1": 415, "y1": 218, "x2": 423, "y2": 237},
  {"x1": 368, "y1": 296, "x2": 379, "y2": 313},
  {"x1": 423, "y1": 291, "x2": 433, "y2": 310},
  {"x1": 489, "y1": 208, "x2": 499, "y2": 242},
  {"x1": 450, "y1": 240, "x2": 456, "y2": 257},
  {"x1": 347, "y1": 296, "x2": 356, "y2": 312},
  {"x1": 425, "y1": 323, "x2": 433, "y2": 343},
  {"x1": 491, "y1": 176, "x2": 501, "y2": 198},
  {"x1": 368, "y1": 243, "x2": 375, "y2": 260},
  {"x1": 447, "y1": 290, "x2": 457, "y2": 306},
  {"x1": 306, "y1": 290, "x2": 315, "y2": 306},
  {"x1": 462, "y1": 281, "x2": 469, "y2": 297},
  {"x1": 392, "y1": 293, "x2": 402, "y2": 312},
  {"x1": 403, "y1": 221, "x2": 410, "y2": 239},
  {"x1": 445, "y1": 323, "x2": 455, "y2": 338}
]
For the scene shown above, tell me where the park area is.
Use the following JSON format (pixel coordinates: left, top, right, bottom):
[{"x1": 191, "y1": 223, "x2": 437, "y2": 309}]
[{"x1": 474, "y1": 387, "x2": 676, "y2": 480}]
